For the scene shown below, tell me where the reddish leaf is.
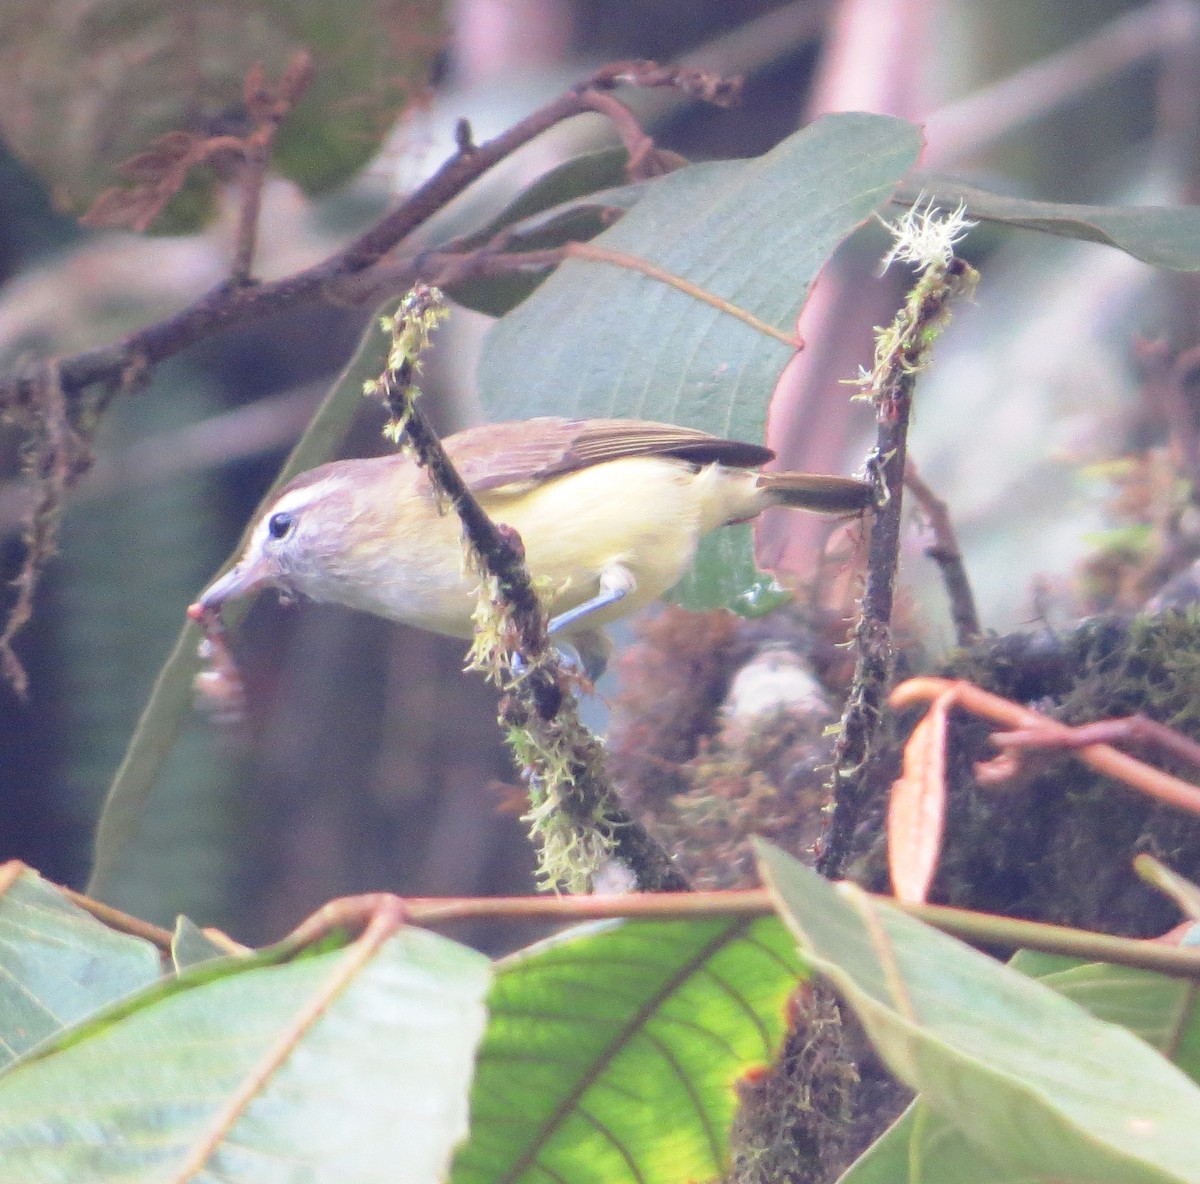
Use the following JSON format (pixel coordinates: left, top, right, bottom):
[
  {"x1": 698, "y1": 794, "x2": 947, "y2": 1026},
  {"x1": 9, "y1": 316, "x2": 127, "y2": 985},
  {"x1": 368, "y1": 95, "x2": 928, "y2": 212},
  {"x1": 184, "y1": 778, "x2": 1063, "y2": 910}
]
[
  {"x1": 888, "y1": 689, "x2": 955, "y2": 903},
  {"x1": 80, "y1": 131, "x2": 243, "y2": 233},
  {"x1": 79, "y1": 186, "x2": 177, "y2": 234},
  {"x1": 243, "y1": 62, "x2": 270, "y2": 120},
  {"x1": 278, "y1": 50, "x2": 316, "y2": 108},
  {"x1": 116, "y1": 132, "x2": 201, "y2": 182}
]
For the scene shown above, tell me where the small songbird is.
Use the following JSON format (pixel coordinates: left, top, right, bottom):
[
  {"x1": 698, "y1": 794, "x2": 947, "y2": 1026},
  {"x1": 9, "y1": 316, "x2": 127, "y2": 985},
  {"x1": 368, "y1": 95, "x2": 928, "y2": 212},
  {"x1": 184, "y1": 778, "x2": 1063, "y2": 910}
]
[{"x1": 191, "y1": 417, "x2": 871, "y2": 678}]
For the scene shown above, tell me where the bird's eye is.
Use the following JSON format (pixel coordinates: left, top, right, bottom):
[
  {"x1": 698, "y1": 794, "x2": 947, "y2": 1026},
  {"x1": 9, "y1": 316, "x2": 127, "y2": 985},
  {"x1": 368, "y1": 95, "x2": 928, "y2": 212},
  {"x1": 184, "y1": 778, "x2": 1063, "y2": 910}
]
[{"x1": 268, "y1": 511, "x2": 295, "y2": 540}]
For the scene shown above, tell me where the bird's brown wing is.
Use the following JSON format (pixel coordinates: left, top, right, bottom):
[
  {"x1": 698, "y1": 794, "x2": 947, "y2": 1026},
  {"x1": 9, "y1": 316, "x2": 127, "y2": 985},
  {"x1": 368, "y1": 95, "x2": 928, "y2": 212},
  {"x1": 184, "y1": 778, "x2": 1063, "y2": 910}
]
[{"x1": 443, "y1": 418, "x2": 775, "y2": 493}]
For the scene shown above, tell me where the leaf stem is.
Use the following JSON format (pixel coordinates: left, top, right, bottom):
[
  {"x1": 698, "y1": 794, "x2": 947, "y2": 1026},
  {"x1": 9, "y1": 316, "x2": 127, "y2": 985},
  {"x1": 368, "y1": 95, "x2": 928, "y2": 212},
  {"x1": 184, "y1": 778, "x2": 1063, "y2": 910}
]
[
  {"x1": 45, "y1": 865, "x2": 1200, "y2": 980},
  {"x1": 565, "y1": 241, "x2": 803, "y2": 346}
]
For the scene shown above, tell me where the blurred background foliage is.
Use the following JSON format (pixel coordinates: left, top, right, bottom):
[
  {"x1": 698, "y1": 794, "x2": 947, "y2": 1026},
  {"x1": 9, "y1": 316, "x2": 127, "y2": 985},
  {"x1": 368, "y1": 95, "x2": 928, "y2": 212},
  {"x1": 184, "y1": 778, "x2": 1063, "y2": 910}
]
[{"x1": 0, "y1": 0, "x2": 1196, "y2": 944}]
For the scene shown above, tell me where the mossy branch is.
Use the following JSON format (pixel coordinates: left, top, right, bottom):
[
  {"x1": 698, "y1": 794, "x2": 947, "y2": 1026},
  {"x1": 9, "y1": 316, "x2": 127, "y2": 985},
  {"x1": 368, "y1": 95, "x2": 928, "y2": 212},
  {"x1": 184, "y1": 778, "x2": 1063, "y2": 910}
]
[
  {"x1": 818, "y1": 205, "x2": 979, "y2": 879},
  {"x1": 371, "y1": 287, "x2": 687, "y2": 893}
]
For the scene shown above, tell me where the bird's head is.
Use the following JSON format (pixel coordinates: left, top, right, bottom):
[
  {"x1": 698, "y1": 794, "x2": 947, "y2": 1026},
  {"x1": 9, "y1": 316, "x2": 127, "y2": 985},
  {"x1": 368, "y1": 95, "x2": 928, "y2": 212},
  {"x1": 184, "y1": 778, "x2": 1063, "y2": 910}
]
[{"x1": 188, "y1": 462, "x2": 368, "y2": 620}]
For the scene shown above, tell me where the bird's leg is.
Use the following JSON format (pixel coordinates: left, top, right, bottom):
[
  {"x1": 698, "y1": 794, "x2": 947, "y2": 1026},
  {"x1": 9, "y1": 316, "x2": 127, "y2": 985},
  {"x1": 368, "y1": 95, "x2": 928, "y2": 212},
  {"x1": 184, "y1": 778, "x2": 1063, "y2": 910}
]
[{"x1": 548, "y1": 564, "x2": 637, "y2": 636}]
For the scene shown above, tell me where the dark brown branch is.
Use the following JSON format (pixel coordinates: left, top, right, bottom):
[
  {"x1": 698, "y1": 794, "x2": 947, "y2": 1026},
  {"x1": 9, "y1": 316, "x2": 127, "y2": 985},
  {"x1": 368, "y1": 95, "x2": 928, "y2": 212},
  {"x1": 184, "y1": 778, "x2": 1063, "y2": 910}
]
[
  {"x1": 818, "y1": 257, "x2": 977, "y2": 880},
  {"x1": 0, "y1": 61, "x2": 732, "y2": 418}
]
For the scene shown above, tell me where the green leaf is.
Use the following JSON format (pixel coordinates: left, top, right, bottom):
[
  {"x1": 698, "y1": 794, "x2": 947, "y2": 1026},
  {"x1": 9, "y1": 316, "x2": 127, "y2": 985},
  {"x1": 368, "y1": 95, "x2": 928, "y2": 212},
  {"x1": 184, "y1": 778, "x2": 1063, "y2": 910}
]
[
  {"x1": 446, "y1": 149, "x2": 652, "y2": 315},
  {"x1": 840, "y1": 1101, "x2": 1023, "y2": 1184},
  {"x1": 171, "y1": 916, "x2": 233, "y2": 972},
  {"x1": 482, "y1": 149, "x2": 645, "y2": 233},
  {"x1": 757, "y1": 841, "x2": 1200, "y2": 1184},
  {"x1": 478, "y1": 112, "x2": 922, "y2": 610},
  {"x1": 0, "y1": 925, "x2": 489, "y2": 1183},
  {"x1": 452, "y1": 915, "x2": 803, "y2": 1184},
  {"x1": 1008, "y1": 952, "x2": 1200, "y2": 1086},
  {"x1": 899, "y1": 174, "x2": 1200, "y2": 271},
  {"x1": 86, "y1": 301, "x2": 398, "y2": 901},
  {"x1": 0, "y1": 1, "x2": 442, "y2": 230},
  {"x1": 0, "y1": 869, "x2": 160, "y2": 1070}
]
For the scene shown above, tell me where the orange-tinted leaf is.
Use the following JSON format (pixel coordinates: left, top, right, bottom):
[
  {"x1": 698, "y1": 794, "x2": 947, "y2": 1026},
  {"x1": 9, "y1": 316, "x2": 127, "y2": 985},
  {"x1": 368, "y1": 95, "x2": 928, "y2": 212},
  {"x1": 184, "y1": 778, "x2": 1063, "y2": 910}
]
[
  {"x1": 278, "y1": 50, "x2": 315, "y2": 107},
  {"x1": 243, "y1": 61, "x2": 270, "y2": 119},
  {"x1": 116, "y1": 132, "x2": 201, "y2": 181},
  {"x1": 888, "y1": 689, "x2": 954, "y2": 903},
  {"x1": 80, "y1": 186, "x2": 176, "y2": 234},
  {"x1": 81, "y1": 131, "x2": 242, "y2": 232}
]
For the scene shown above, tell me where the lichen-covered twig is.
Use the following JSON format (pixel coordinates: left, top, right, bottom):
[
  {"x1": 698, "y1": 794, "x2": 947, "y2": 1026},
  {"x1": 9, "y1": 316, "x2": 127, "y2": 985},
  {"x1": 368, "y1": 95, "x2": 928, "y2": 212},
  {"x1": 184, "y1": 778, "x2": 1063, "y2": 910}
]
[
  {"x1": 0, "y1": 363, "x2": 92, "y2": 695},
  {"x1": 818, "y1": 203, "x2": 978, "y2": 879},
  {"x1": 368, "y1": 286, "x2": 687, "y2": 893}
]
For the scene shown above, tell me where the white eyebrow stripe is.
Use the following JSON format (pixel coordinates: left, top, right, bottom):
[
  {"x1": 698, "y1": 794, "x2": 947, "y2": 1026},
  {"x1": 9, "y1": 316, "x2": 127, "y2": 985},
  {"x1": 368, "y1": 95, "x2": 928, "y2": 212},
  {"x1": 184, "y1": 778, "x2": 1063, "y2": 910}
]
[
  {"x1": 247, "y1": 475, "x2": 351, "y2": 551},
  {"x1": 269, "y1": 477, "x2": 347, "y2": 518}
]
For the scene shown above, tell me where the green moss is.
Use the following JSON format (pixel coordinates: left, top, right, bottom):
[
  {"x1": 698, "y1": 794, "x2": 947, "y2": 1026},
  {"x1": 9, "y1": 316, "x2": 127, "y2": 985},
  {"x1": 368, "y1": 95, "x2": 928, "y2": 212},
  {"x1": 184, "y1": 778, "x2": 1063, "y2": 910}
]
[{"x1": 856, "y1": 611, "x2": 1200, "y2": 937}]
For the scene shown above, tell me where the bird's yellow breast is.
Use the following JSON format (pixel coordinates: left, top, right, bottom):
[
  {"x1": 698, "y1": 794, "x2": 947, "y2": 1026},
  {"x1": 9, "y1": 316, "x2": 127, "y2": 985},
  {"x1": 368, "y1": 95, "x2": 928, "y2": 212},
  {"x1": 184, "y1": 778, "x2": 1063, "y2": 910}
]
[
  {"x1": 329, "y1": 455, "x2": 759, "y2": 639},
  {"x1": 483, "y1": 456, "x2": 754, "y2": 631}
]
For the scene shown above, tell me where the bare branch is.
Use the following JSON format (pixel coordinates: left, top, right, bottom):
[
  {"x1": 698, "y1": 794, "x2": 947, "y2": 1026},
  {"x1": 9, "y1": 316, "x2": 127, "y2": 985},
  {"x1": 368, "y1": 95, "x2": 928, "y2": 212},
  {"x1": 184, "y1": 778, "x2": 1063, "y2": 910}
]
[{"x1": 0, "y1": 61, "x2": 734, "y2": 419}]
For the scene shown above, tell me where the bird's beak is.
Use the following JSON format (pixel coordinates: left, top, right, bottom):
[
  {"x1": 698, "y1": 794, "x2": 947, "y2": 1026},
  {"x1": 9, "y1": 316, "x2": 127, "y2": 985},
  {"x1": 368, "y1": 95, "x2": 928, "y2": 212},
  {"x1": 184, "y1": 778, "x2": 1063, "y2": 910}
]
[{"x1": 187, "y1": 559, "x2": 275, "y2": 623}]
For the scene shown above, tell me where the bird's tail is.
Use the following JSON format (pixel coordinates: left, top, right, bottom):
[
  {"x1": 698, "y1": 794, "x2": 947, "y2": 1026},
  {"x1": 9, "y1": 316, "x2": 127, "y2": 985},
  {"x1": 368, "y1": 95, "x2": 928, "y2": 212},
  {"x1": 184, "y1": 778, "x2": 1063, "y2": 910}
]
[{"x1": 755, "y1": 471, "x2": 873, "y2": 514}]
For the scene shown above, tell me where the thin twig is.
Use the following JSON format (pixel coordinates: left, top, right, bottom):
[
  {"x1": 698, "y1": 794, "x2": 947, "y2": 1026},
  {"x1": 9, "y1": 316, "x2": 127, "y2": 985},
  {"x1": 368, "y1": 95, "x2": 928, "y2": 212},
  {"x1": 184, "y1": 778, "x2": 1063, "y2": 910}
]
[
  {"x1": 992, "y1": 712, "x2": 1200, "y2": 784},
  {"x1": 42, "y1": 870, "x2": 1200, "y2": 979},
  {"x1": 904, "y1": 461, "x2": 982, "y2": 645},
  {"x1": 229, "y1": 133, "x2": 272, "y2": 285},
  {"x1": 230, "y1": 57, "x2": 315, "y2": 282}
]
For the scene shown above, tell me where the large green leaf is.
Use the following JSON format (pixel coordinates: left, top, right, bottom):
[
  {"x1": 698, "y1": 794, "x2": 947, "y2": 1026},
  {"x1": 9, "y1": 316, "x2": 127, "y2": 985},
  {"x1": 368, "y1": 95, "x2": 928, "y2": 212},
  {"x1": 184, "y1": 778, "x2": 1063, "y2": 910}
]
[
  {"x1": 899, "y1": 174, "x2": 1200, "y2": 271},
  {"x1": 840, "y1": 1101, "x2": 1021, "y2": 1184},
  {"x1": 0, "y1": 1, "x2": 442, "y2": 229},
  {"x1": 0, "y1": 923, "x2": 489, "y2": 1183},
  {"x1": 445, "y1": 149, "x2": 649, "y2": 316},
  {"x1": 478, "y1": 112, "x2": 922, "y2": 610},
  {"x1": 0, "y1": 868, "x2": 160, "y2": 1070},
  {"x1": 452, "y1": 915, "x2": 803, "y2": 1184},
  {"x1": 1008, "y1": 952, "x2": 1200, "y2": 1085},
  {"x1": 843, "y1": 952, "x2": 1200, "y2": 1184},
  {"x1": 757, "y1": 841, "x2": 1200, "y2": 1184}
]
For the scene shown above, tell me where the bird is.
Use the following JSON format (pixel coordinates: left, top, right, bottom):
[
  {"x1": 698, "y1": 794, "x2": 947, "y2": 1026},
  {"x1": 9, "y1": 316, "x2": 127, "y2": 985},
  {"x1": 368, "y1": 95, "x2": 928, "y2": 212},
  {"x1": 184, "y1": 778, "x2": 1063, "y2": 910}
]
[{"x1": 190, "y1": 417, "x2": 872, "y2": 678}]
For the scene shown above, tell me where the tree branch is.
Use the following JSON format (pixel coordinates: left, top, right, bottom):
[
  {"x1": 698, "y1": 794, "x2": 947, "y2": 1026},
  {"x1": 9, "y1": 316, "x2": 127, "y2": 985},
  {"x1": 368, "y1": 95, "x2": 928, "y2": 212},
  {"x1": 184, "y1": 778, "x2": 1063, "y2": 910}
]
[
  {"x1": 375, "y1": 288, "x2": 688, "y2": 893},
  {"x1": 818, "y1": 231, "x2": 978, "y2": 880},
  {"x1": 0, "y1": 61, "x2": 733, "y2": 418}
]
